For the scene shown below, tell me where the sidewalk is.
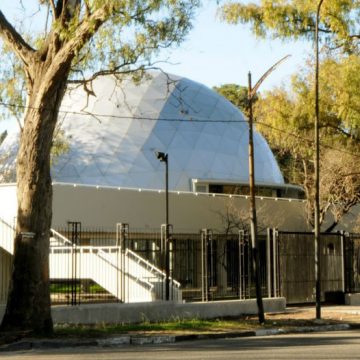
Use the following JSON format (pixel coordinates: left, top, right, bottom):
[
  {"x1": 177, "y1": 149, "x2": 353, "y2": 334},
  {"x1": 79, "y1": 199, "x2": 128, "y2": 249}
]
[{"x1": 1, "y1": 305, "x2": 360, "y2": 351}]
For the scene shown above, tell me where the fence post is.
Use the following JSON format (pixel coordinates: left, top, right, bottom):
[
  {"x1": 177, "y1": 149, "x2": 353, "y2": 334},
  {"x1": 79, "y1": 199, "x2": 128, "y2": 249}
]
[
  {"x1": 266, "y1": 228, "x2": 272, "y2": 298},
  {"x1": 161, "y1": 224, "x2": 173, "y2": 301},
  {"x1": 200, "y1": 229, "x2": 210, "y2": 302},
  {"x1": 238, "y1": 230, "x2": 244, "y2": 300},
  {"x1": 168, "y1": 225, "x2": 173, "y2": 301},
  {"x1": 340, "y1": 230, "x2": 346, "y2": 294},
  {"x1": 67, "y1": 221, "x2": 81, "y2": 306},
  {"x1": 272, "y1": 228, "x2": 279, "y2": 297},
  {"x1": 116, "y1": 223, "x2": 129, "y2": 303}
]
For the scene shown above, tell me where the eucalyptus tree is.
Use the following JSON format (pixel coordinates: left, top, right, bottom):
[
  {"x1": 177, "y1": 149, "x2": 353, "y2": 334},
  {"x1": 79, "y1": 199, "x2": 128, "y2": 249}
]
[
  {"x1": 0, "y1": 0, "x2": 199, "y2": 333},
  {"x1": 221, "y1": 0, "x2": 360, "y2": 52},
  {"x1": 254, "y1": 55, "x2": 360, "y2": 231}
]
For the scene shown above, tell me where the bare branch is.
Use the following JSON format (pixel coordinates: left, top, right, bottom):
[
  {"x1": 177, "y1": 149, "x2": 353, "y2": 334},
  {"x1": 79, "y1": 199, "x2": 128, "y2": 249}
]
[
  {"x1": 49, "y1": 0, "x2": 57, "y2": 19},
  {"x1": 84, "y1": 0, "x2": 91, "y2": 17},
  {"x1": 43, "y1": 6, "x2": 110, "y2": 83},
  {"x1": 0, "y1": 11, "x2": 35, "y2": 67}
]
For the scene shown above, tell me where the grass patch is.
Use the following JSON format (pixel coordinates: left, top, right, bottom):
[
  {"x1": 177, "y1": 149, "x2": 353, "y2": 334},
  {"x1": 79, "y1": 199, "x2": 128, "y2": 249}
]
[
  {"x1": 53, "y1": 317, "x2": 267, "y2": 338},
  {"x1": 50, "y1": 282, "x2": 105, "y2": 294}
]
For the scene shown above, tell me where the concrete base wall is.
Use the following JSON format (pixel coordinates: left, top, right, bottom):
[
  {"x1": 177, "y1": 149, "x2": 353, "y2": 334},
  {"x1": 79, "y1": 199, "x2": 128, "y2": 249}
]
[
  {"x1": 51, "y1": 298, "x2": 286, "y2": 325},
  {"x1": 0, "y1": 298, "x2": 285, "y2": 325},
  {"x1": 345, "y1": 293, "x2": 360, "y2": 305}
]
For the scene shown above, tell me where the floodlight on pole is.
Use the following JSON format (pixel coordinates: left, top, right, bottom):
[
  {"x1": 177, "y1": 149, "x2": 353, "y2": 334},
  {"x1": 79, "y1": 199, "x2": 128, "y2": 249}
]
[
  {"x1": 247, "y1": 54, "x2": 291, "y2": 325},
  {"x1": 314, "y1": 0, "x2": 324, "y2": 320},
  {"x1": 155, "y1": 151, "x2": 170, "y2": 301}
]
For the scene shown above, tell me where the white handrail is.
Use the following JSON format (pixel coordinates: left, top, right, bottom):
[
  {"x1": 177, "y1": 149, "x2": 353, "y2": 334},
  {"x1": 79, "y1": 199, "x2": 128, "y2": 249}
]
[
  {"x1": 126, "y1": 248, "x2": 181, "y2": 288},
  {"x1": 0, "y1": 218, "x2": 15, "y2": 230},
  {"x1": 50, "y1": 228, "x2": 73, "y2": 246},
  {"x1": 95, "y1": 247, "x2": 155, "y2": 290}
]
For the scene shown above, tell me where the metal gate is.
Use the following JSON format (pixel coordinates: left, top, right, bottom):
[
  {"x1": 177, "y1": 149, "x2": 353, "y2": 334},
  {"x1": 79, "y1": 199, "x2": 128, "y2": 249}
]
[
  {"x1": 344, "y1": 232, "x2": 360, "y2": 293},
  {"x1": 276, "y1": 231, "x2": 344, "y2": 304}
]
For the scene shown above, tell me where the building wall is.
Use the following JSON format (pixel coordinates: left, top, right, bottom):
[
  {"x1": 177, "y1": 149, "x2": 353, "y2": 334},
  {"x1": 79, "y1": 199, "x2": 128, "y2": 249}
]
[
  {"x1": 51, "y1": 183, "x2": 310, "y2": 232},
  {"x1": 1, "y1": 183, "x2": 359, "y2": 233},
  {"x1": 0, "y1": 184, "x2": 17, "y2": 224}
]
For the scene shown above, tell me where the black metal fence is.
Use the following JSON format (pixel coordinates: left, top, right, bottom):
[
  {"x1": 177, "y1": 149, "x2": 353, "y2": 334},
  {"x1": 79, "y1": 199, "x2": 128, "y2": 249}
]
[
  {"x1": 3, "y1": 222, "x2": 360, "y2": 307},
  {"x1": 49, "y1": 225, "x2": 270, "y2": 305},
  {"x1": 344, "y1": 232, "x2": 360, "y2": 294},
  {"x1": 276, "y1": 231, "x2": 344, "y2": 304}
]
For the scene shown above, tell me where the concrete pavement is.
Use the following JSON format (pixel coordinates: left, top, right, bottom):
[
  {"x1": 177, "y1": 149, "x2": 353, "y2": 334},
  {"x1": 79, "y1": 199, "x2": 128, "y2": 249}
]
[{"x1": 1, "y1": 305, "x2": 360, "y2": 352}]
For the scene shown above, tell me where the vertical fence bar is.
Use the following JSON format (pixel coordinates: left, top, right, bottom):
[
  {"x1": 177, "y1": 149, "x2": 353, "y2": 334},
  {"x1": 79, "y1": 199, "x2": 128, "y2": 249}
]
[
  {"x1": 161, "y1": 224, "x2": 166, "y2": 300},
  {"x1": 66, "y1": 221, "x2": 82, "y2": 305},
  {"x1": 272, "y1": 228, "x2": 278, "y2": 297},
  {"x1": 201, "y1": 229, "x2": 209, "y2": 302},
  {"x1": 266, "y1": 228, "x2": 272, "y2": 298},
  {"x1": 238, "y1": 230, "x2": 244, "y2": 300},
  {"x1": 117, "y1": 223, "x2": 129, "y2": 303},
  {"x1": 340, "y1": 231, "x2": 345, "y2": 293}
]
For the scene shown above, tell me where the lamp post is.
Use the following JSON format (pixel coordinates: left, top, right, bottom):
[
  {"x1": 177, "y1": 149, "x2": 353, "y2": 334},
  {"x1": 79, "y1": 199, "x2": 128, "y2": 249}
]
[
  {"x1": 156, "y1": 151, "x2": 170, "y2": 301},
  {"x1": 247, "y1": 55, "x2": 290, "y2": 324},
  {"x1": 314, "y1": 0, "x2": 324, "y2": 320}
]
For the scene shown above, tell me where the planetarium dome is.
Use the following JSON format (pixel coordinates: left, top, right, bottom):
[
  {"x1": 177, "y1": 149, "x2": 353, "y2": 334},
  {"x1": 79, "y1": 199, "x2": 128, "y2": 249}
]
[{"x1": 1, "y1": 71, "x2": 285, "y2": 191}]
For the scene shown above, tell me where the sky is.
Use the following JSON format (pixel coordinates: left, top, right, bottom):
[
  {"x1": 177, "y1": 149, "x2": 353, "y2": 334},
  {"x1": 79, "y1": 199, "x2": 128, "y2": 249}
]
[
  {"x1": 0, "y1": 1, "x2": 314, "y2": 133},
  {"x1": 160, "y1": 2, "x2": 312, "y2": 91}
]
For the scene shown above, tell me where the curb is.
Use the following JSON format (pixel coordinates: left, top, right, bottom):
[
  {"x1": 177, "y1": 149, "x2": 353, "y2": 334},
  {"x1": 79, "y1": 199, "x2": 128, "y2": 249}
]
[{"x1": 0, "y1": 323, "x2": 355, "y2": 352}]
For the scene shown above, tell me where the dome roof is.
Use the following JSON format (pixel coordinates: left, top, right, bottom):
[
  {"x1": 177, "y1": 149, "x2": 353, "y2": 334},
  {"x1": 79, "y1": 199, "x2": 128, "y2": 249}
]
[{"x1": 1, "y1": 72, "x2": 284, "y2": 190}]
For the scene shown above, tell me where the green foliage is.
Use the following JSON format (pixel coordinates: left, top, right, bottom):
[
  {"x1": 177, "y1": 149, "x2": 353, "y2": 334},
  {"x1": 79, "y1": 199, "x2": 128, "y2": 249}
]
[
  {"x1": 253, "y1": 54, "x2": 360, "y2": 229},
  {"x1": 0, "y1": 0, "x2": 200, "y2": 113},
  {"x1": 54, "y1": 317, "x2": 259, "y2": 336},
  {"x1": 255, "y1": 54, "x2": 360, "y2": 152},
  {"x1": 0, "y1": 46, "x2": 26, "y2": 123},
  {"x1": 0, "y1": 0, "x2": 200, "y2": 162},
  {"x1": 213, "y1": 83, "x2": 255, "y2": 115},
  {"x1": 221, "y1": 0, "x2": 360, "y2": 52}
]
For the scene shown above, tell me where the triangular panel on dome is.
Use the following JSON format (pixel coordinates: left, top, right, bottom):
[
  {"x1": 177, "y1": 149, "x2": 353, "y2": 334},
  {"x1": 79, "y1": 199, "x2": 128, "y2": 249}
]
[
  {"x1": 218, "y1": 137, "x2": 239, "y2": 156},
  {"x1": 127, "y1": 152, "x2": 156, "y2": 174},
  {"x1": 0, "y1": 71, "x2": 286, "y2": 193},
  {"x1": 172, "y1": 171, "x2": 192, "y2": 191},
  {"x1": 175, "y1": 126, "x2": 201, "y2": 149},
  {"x1": 230, "y1": 157, "x2": 249, "y2": 180},
  {"x1": 210, "y1": 153, "x2": 236, "y2": 176},
  {"x1": 168, "y1": 149, "x2": 193, "y2": 172},
  {"x1": 194, "y1": 132, "x2": 221, "y2": 153},
  {"x1": 186, "y1": 149, "x2": 216, "y2": 172}
]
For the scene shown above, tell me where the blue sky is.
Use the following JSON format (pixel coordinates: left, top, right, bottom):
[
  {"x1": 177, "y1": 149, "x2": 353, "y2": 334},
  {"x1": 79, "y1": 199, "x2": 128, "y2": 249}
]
[
  {"x1": 160, "y1": 2, "x2": 313, "y2": 90},
  {"x1": 0, "y1": 1, "x2": 313, "y2": 132}
]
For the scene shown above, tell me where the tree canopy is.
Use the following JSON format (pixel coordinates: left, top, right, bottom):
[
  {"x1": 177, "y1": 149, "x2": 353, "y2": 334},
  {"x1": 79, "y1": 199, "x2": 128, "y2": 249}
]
[
  {"x1": 0, "y1": 0, "x2": 199, "y2": 333},
  {"x1": 0, "y1": 0, "x2": 199, "y2": 122},
  {"x1": 254, "y1": 55, "x2": 360, "y2": 230},
  {"x1": 213, "y1": 83, "x2": 251, "y2": 114},
  {"x1": 221, "y1": 0, "x2": 360, "y2": 52}
]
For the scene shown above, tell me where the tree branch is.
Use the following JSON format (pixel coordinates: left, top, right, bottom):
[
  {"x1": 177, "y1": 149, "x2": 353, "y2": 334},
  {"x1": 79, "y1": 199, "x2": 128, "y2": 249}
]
[
  {"x1": 35, "y1": 5, "x2": 110, "y2": 106},
  {"x1": 0, "y1": 11, "x2": 35, "y2": 67},
  {"x1": 49, "y1": 0, "x2": 57, "y2": 19}
]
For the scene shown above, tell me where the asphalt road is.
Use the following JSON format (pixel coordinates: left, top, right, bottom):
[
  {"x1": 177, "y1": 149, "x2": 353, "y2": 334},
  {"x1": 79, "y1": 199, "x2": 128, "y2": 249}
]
[{"x1": 2, "y1": 330, "x2": 360, "y2": 360}]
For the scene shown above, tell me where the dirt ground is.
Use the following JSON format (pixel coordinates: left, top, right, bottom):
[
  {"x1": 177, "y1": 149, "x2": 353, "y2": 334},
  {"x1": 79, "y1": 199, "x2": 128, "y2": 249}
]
[{"x1": 264, "y1": 305, "x2": 360, "y2": 325}]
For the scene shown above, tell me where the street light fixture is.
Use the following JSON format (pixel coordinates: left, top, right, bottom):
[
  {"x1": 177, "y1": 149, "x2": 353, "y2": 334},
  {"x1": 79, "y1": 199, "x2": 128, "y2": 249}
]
[
  {"x1": 314, "y1": 0, "x2": 325, "y2": 320},
  {"x1": 247, "y1": 55, "x2": 290, "y2": 324},
  {"x1": 156, "y1": 151, "x2": 170, "y2": 301}
]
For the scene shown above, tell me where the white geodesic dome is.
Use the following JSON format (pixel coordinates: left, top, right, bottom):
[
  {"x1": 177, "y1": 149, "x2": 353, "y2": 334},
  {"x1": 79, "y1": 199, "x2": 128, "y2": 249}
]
[{"x1": 0, "y1": 72, "x2": 284, "y2": 191}]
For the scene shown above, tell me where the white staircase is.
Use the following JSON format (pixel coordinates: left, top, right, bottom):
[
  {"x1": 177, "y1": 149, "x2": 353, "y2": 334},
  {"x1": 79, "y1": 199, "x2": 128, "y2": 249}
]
[
  {"x1": 0, "y1": 219, "x2": 182, "y2": 303},
  {"x1": 0, "y1": 218, "x2": 15, "y2": 255}
]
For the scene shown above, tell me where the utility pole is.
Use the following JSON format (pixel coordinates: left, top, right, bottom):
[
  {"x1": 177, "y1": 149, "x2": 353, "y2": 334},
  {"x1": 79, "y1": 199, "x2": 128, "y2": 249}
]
[
  {"x1": 156, "y1": 151, "x2": 170, "y2": 301},
  {"x1": 314, "y1": 0, "x2": 324, "y2": 320},
  {"x1": 248, "y1": 72, "x2": 265, "y2": 324},
  {"x1": 247, "y1": 55, "x2": 290, "y2": 325}
]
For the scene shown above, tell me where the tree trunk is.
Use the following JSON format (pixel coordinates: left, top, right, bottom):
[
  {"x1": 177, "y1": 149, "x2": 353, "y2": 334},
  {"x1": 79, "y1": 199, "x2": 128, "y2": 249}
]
[{"x1": 1, "y1": 67, "x2": 69, "y2": 333}]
